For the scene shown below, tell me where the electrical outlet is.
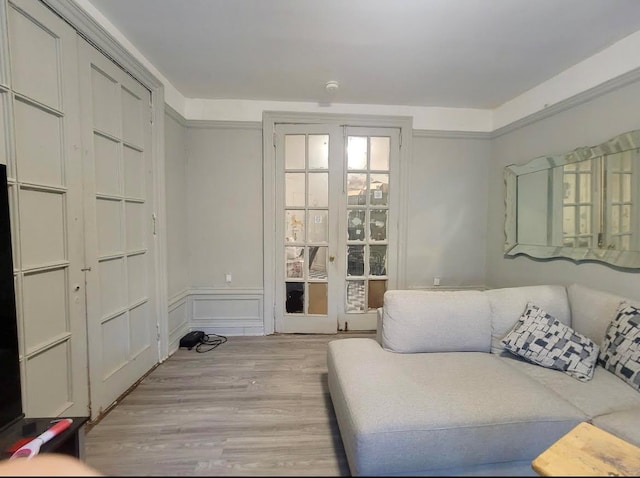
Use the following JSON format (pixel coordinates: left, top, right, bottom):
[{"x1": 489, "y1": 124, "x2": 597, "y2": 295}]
[
  {"x1": 433, "y1": 276, "x2": 441, "y2": 286},
  {"x1": 225, "y1": 273, "x2": 232, "y2": 283}
]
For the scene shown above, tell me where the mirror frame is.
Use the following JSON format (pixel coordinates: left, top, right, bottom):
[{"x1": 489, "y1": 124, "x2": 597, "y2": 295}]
[{"x1": 504, "y1": 129, "x2": 640, "y2": 269}]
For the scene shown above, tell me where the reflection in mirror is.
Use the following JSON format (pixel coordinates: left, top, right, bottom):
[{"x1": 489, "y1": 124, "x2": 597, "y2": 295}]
[{"x1": 504, "y1": 129, "x2": 640, "y2": 268}]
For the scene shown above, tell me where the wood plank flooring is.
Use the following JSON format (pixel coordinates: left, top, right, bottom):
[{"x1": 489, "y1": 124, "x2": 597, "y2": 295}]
[{"x1": 84, "y1": 332, "x2": 374, "y2": 476}]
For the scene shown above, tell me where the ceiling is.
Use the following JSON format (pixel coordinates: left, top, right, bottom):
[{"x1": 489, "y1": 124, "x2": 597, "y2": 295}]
[{"x1": 86, "y1": 0, "x2": 640, "y2": 109}]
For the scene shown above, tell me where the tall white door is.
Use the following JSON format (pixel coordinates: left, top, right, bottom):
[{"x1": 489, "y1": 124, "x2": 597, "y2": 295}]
[
  {"x1": 4, "y1": 0, "x2": 88, "y2": 417},
  {"x1": 78, "y1": 39, "x2": 157, "y2": 418},
  {"x1": 274, "y1": 124, "x2": 399, "y2": 333}
]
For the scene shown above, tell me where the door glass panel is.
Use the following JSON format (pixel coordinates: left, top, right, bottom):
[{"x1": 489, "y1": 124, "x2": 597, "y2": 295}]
[
  {"x1": 348, "y1": 210, "x2": 365, "y2": 241},
  {"x1": 308, "y1": 172, "x2": 328, "y2": 207},
  {"x1": 308, "y1": 134, "x2": 328, "y2": 169},
  {"x1": 370, "y1": 137, "x2": 390, "y2": 170},
  {"x1": 346, "y1": 280, "x2": 365, "y2": 312},
  {"x1": 285, "y1": 246, "x2": 304, "y2": 278},
  {"x1": 579, "y1": 175, "x2": 591, "y2": 202},
  {"x1": 347, "y1": 245, "x2": 364, "y2": 276},
  {"x1": 285, "y1": 172, "x2": 305, "y2": 207},
  {"x1": 369, "y1": 245, "x2": 387, "y2": 276},
  {"x1": 622, "y1": 205, "x2": 631, "y2": 231},
  {"x1": 285, "y1": 135, "x2": 305, "y2": 169},
  {"x1": 347, "y1": 136, "x2": 367, "y2": 170},
  {"x1": 579, "y1": 206, "x2": 591, "y2": 234},
  {"x1": 309, "y1": 246, "x2": 327, "y2": 280},
  {"x1": 370, "y1": 173, "x2": 388, "y2": 205},
  {"x1": 285, "y1": 210, "x2": 305, "y2": 242},
  {"x1": 308, "y1": 283, "x2": 327, "y2": 314},
  {"x1": 347, "y1": 173, "x2": 366, "y2": 205},
  {"x1": 623, "y1": 174, "x2": 631, "y2": 202},
  {"x1": 368, "y1": 280, "x2": 387, "y2": 309},
  {"x1": 286, "y1": 282, "x2": 304, "y2": 314},
  {"x1": 611, "y1": 206, "x2": 620, "y2": 234},
  {"x1": 370, "y1": 209, "x2": 387, "y2": 241},
  {"x1": 308, "y1": 210, "x2": 328, "y2": 242}
]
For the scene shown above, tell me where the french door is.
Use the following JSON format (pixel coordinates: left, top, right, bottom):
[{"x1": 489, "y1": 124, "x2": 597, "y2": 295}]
[
  {"x1": 274, "y1": 123, "x2": 399, "y2": 333},
  {"x1": 78, "y1": 39, "x2": 157, "y2": 418}
]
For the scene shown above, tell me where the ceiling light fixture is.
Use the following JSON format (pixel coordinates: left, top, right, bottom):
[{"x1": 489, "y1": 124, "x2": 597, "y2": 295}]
[{"x1": 325, "y1": 80, "x2": 339, "y2": 92}]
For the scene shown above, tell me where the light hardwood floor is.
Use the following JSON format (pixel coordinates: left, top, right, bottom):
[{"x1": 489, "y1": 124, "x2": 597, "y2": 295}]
[{"x1": 84, "y1": 333, "x2": 374, "y2": 476}]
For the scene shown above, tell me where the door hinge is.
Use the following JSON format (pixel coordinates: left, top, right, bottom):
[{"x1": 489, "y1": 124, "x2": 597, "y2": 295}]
[
  {"x1": 152, "y1": 213, "x2": 157, "y2": 235},
  {"x1": 399, "y1": 132, "x2": 402, "y2": 148},
  {"x1": 273, "y1": 131, "x2": 276, "y2": 148},
  {"x1": 149, "y1": 105, "x2": 154, "y2": 124}
]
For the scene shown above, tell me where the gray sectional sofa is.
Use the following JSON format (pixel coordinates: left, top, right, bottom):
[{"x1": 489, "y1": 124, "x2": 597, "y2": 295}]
[{"x1": 327, "y1": 283, "x2": 640, "y2": 476}]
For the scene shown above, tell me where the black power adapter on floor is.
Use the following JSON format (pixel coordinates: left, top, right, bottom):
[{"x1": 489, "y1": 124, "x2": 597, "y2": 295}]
[{"x1": 179, "y1": 331, "x2": 205, "y2": 350}]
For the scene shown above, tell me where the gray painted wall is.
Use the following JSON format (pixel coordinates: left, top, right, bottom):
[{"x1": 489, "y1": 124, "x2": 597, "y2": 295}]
[
  {"x1": 486, "y1": 79, "x2": 640, "y2": 300},
  {"x1": 182, "y1": 125, "x2": 490, "y2": 292},
  {"x1": 186, "y1": 125, "x2": 263, "y2": 288},
  {"x1": 406, "y1": 134, "x2": 490, "y2": 288}
]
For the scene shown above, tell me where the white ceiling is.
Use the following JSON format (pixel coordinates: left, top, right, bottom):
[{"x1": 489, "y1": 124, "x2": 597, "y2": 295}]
[{"x1": 86, "y1": 0, "x2": 640, "y2": 110}]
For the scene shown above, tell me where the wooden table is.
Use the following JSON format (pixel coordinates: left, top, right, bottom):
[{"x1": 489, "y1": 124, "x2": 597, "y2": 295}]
[{"x1": 532, "y1": 422, "x2": 640, "y2": 476}]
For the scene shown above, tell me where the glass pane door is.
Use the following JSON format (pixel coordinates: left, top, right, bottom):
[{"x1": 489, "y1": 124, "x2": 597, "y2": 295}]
[
  {"x1": 339, "y1": 127, "x2": 399, "y2": 331},
  {"x1": 275, "y1": 124, "x2": 342, "y2": 333},
  {"x1": 274, "y1": 124, "x2": 399, "y2": 333}
]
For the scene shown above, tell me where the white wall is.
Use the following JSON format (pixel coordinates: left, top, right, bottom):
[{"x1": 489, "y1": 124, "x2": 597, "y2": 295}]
[
  {"x1": 486, "y1": 78, "x2": 640, "y2": 300},
  {"x1": 406, "y1": 133, "x2": 490, "y2": 288}
]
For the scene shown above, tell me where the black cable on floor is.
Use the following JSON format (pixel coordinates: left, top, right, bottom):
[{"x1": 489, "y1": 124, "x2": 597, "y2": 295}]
[{"x1": 196, "y1": 333, "x2": 228, "y2": 353}]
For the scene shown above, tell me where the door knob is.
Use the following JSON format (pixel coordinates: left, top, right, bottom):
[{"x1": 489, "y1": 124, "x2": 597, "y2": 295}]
[{"x1": 329, "y1": 255, "x2": 335, "y2": 262}]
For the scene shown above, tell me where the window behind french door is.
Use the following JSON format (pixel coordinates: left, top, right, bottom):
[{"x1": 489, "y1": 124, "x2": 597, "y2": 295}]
[{"x1": 274, "y1": 124, "x2": 400, "y2": 333}]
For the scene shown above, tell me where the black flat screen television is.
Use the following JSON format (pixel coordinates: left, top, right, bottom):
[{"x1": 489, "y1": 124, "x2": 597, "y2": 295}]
[{"x1": 0, "y1": 163, "x2": 23, "y2": 432}]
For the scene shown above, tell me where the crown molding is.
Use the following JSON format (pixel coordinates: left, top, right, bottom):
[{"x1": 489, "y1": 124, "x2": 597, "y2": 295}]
[
  {"x1": 41, "y1": 0, "x2": 161, "y2": 89},
  {"x1": 492, "y1": 65, "x2": 640, "y2": 138},
  {"x1": 185, "y1": 120, "x2": 262, "y2": 130},
  {"x1": 164, "y1": 103, "x2": 188, "y2": 127},
  {"x1": 412, "y1": 129, "x2": 491, "y2": 140}
]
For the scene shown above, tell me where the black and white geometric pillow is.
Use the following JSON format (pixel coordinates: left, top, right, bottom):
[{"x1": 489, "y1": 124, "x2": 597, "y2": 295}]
[
  {"x1": 501, "y1": 302, "x2": 599, "y2": 382},
  {"x1": 599, "y1": 303, "x2": 640, "y2": 392}
]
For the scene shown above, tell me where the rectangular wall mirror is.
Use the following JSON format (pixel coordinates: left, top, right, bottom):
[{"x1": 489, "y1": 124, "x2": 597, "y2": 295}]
[{"x1": 504, "y1": 129, "x2": 640, "y2": 269}]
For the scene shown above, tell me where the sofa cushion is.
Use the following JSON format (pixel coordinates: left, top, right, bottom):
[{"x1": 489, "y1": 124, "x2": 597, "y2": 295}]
[
  {"x1": 599, "y1": 303, "x2": 640, "y2": 393},
  {"x1": 592, "y1": 409, "x2": 640, "y2": 448},
  {"x1": 501, "y1": 303, "x2": 599, "y2": 382},
  {"x1": 498, "y1": 354, "x2": 640, "y2": 418},
  {"x1": 485, "y1": 285, "x2": 570, "y2": 355},
  {"x1": 328, "y1": 338, "x2": 586, "y2": 476},
  {"x1": 381, "y1": 290, "x2": 491, "y2": 353},
  {"x1": 567, "y1": 283, "x2": 634, "y2": 346}
]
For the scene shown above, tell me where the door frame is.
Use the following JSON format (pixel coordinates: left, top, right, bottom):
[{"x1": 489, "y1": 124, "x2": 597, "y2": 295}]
[{"x1": 262, "y1": 111, "x2": 412, "y2": 335}]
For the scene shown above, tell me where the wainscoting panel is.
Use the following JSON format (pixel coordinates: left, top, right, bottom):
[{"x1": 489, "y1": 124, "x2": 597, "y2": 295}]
[
  {"x1": 188, "y1": 288, "x2": 264, "y2": 336},
  {"x1": 167, "y1": 290, "x2": 189, "y2": 355}
]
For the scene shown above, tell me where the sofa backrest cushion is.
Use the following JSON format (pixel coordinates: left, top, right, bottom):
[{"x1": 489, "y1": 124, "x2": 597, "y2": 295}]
[
  {"x1": 568, "y1": 283, "x2": 639, "y2": 346},
  {"x1": 485, "y1": 285, "x2": 570, "y2": 355},
  {"x1": 381, "y1": 290, "x2": 491, "y2": 353}
]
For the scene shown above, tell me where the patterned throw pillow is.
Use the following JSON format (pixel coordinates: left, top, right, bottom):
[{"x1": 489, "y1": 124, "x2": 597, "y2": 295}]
[
  {"x1": 599, "y1": 303, "x2": 640, "y2": 392},
  {"x1": 501, "y1": 302, "x2": 599, "y2": 382}
]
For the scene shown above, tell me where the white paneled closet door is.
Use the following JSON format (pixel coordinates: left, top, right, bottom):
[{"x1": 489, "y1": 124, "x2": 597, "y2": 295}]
[
  {"x1": 4, "y1": 0, "x2": 88, "y2": 416},
  {"x1": 78, "y1": 39, "x2": 157, "y2": 419}
]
